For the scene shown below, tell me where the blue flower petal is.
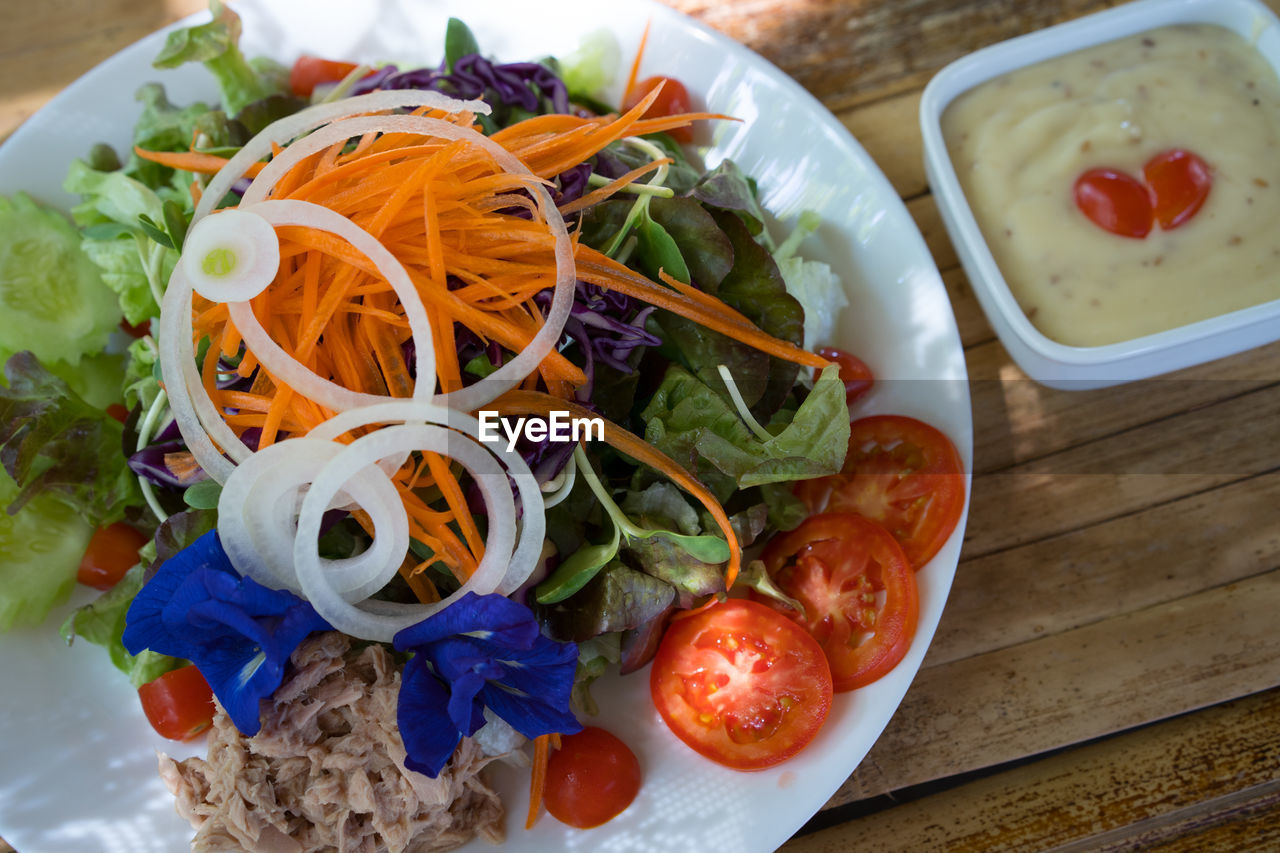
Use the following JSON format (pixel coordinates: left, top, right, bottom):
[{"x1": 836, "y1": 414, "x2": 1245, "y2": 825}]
[
  {"x1": 393, "y1": 592, "x2": 540, "y2": 650},
  {"x1": 399, "y1": 655, "x2": 464, "y2": 778},
  {"x1": 481, "y1": 682, "x2": 583, "y2": 740},
  {"x1": 122, "y1": 530, "x2": 330, "y2": 737},
  {"x1": 393, "y1": 592, "x2": 581, "y2": 777}
]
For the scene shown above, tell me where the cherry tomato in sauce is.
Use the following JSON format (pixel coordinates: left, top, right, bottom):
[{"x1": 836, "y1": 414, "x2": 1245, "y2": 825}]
[
  {"x1": 1144, "y1": 148, "x2": 1211, "y2": 230},
  {"x1": 289, "y1": 56, "x2": 361, "y2": 98},
  {"x1": 650, "y1": 599, "x2": 832, "y2": 770},
  {"x1": 1074, "y1": 167, "x2": 1153, "y2": 239},
  {"x1": 77, "y1": 522, "x2": 149, "y2": 590},
  {"x1": 622, "y1": 76, "x2": 694, "y2": 143},
  {"x1": 138, "y1": 666, "x2": 216, "y2": 741},
  {"x1": 816, "y1": 346, "x2": 874, "y2": 406},
  {"x1": 544, "y1": 727, "x2": 642, "y2": 829},
  {"x1": 759, "y1": 513, "x2": 919, "y2": 691}
]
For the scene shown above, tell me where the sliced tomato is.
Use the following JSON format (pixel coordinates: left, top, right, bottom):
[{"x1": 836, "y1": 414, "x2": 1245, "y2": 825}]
[
  {"x1": 650, "y1": 598, "x2": 832, "y2": 771},
  {"x1": 796, "y1": 414, "x2": 965, "y2": 568},
  {"x1": 544, "y1": 727, "x2": 642, "y2": 829},
  {"x1": 289, "y1": 56, "x2": 360, "y2": 98},
  {"x1": 622, "y1": 75, "x2": 694, "y2": 142},
  {"x1": 1073, "y1": 167, "x2": 1153, "y2": 238},
  {"x1": 1144, "y1": 148, "x2": 1211, "y2": 230},
  {"x1": 138, "y1": 666, "x2": 216, "y2": 741},
  {"x1": 816, "y1": 346, "x2": 874, "y2": 406},
  {"x1": 77, "y1": 522, "x2": 149, "y2": 590},
  {"x1": 760, "y1": 513, "x2": 918, "y2": 692}
]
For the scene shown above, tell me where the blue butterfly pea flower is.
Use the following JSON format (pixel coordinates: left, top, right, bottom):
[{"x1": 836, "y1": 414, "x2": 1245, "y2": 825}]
[
  {"x1": 394, "y1": 591, "x2": 582, "y2": 778},
  {"x1": 122, "y1": 530, "x2": 330, "y2": 735}
]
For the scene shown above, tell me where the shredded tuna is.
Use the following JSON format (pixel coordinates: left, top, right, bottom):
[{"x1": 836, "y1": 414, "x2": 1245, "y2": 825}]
[{"x1": 159, "y1": 633, "x2": 506, "y2": 853}]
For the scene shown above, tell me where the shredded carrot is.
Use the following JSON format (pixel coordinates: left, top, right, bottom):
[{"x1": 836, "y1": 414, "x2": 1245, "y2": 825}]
[
  {"x1": 557, "y1": 157, "x2": 672, "y2": 216},
  {"x1": 526, "y1": 734, "x2": 553, "y2": 829},
  {"x1": 495, "y1": 390, "x2": 743, "y2": 590},
  {"x1": 623, "y1": 20, "x2": 652, "y2": 104},
  {"x1": 134, "y1": 146, "x2": 265, "y2": 177},
  {"x1": 577, "y1": 247, "x2": 831, "y2": 370}
]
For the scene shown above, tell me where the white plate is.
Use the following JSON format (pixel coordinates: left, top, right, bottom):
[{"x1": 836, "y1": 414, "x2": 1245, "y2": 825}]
[{"x1": 0, "y1": 2, "x2": 972, "y2": 851}]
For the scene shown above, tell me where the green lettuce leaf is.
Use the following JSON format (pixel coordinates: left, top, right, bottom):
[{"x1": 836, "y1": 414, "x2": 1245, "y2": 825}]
[
  {"x1": 641, "y1": 363, "x2": 850, "y2": 499},
  {"x1": 0, "y1": 468, "x2": 93, "y2": 632},
  {"x1": 64, "y1": 159, "x2": 175, "y2": 324},
  {"x1": 152, "y1": 0, "x2": 286, "y2": 117},
  {"x1": 60, "y1": 565, "x2": 184, "y2": 687},
  {"x1": 0, "y1": 352, "x2": 141, "y2": 525}
]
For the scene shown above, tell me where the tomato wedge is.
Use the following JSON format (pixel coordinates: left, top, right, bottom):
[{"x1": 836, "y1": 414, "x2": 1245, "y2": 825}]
[
  {"x1": 138, "y1": 665, "x2": 216, "y2": 741},
  {"x1": 622, "y1": 75, "x2": 694, "y2": 143},
  {"x1": 650, "y1": 599, "x2": 832, "y2": 770},
  {"x1": 544, "y1": 727, "x2": 642, "y2": 829},
  {"x1": 78, "y1": 522, "x2": 149, "y2": 590},
  {"x1": 760, "y1": 513, "x2": 918, "y2": 692},
  {"x1": 816, "y1": 346, "x2": 874, "y2": 407},
  {"x1": 289, "y1": 56, "x2": 360, "y2": 98},
  {"x1": 796, "y1": 414, "x2": 965, "y2": 568}
]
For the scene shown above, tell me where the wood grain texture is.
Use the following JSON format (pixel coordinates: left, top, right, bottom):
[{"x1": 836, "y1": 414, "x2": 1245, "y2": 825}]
[
  {"x1": 666, "y1": 0, "x2": 1122, "y2": 112},
  {"x1": 5, "y1": 1, "x2": 1280, "y2": 850},
  {"x1": 825, "y1": 570, "x2": 1280, "y2": 807},
  {"x1": 785, "y1": 687, "x2": 1280, "y2": 851},
  {"x1": 929, "y1": 471, "x2": 1280, "y2": 668}
]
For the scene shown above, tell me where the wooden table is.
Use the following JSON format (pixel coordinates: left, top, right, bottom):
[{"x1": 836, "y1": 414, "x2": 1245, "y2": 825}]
[{"x1": 3, "y1": 1, "x2": 1279, "y2": 851}]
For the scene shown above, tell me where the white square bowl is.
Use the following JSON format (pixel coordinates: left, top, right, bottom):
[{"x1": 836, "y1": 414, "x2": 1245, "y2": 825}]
[{"x1": 920, "y1": 0, "x2": 1280, "y2": 389}]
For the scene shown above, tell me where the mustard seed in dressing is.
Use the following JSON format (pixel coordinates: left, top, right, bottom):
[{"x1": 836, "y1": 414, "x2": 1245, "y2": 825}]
[{"x1": 943, "y1": 24, "x2": 1280, "y2": 346}]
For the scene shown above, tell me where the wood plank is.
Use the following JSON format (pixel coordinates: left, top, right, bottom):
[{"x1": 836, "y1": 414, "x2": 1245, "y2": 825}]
[
  {"x1": 964, "y1": 382, "x2": 1280, "y2": 558},
  {"x1": 788, "y1": 687, "x2": 1280, "y2": 851},
  {"x1": 945, "y1": 266, "x2": 994, "y2": 348},
  {"x1": 836, "y1": 91, "x2": 927, "y2": 199},
  {"x1": 930, "y1": 472, "x2": 1280, "y2": 667},
  {"x1": 823, "y1": 568, "x2": 1280, "y2": 807},
  {"x1": 906, "y1": 193, "x2": 958, "y2": 273},
  {"x1": 967, "y1": 339, "x2": 1280, "y2": 474},
  {"x1": 0, "y1": 0, "x2": 205, "y2": 140},
  {"x1": 666, "y1": 0, "x2": 1122, "y2": 112}
]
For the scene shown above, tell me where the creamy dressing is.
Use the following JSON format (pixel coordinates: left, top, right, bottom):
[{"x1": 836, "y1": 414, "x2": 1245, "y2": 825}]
[{"x1": 943, "y1": 24, "x2": 1280, "y2": 347}]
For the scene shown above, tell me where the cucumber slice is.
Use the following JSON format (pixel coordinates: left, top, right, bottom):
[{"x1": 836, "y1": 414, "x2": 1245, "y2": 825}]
[
  {"x1": 0, "y1": 193, "x2": 121, "y2": 366},
  {"x1": 0, "y1": 469, "x2": 94, "y2": 631}
]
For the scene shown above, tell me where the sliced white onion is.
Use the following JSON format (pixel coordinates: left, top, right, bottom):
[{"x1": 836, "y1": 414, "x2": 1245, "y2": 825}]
[
  {"x1": 158, "y1": 270, "x2": 243, "y2": 482},
  {"x1": 181, "y1": 208, "x2": 280, "y2": 304},
  {"x1": 305, "y1": 400, "x2": 544, "y2": 596},
  {"x1": 192, "y1": 90, "x2": 488, "y2": 225},
  {"x1": 293, "y1": 423, "x2": 517, "y2": 641},
  {"x1": 217, "y1": 438, "x2": 405, "y2": 601},
  {"x1": 232, "y1": 113, "x2": 575, "y2": 411},
  {"x1": 225, "y1": 199, "x2": 437, "y2": 413}
]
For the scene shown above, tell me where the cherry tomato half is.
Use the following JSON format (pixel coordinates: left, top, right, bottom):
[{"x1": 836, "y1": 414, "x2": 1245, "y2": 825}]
[
  {"x1": 796, "y1": 415, "x2": 965, "y2": 569},
  {"x1": 760, "y1": 513, "x2": 919, "y2": 692},
  {"x1": 77, "y1": 522, "x2": 149, "y2": 590},
  {"x1": 1073, "y1": 167, "x2": 1153, "y2": 238},
  {"x1": 1143, "y1": 148, "x2": 1211, "y2": 230},
  {"x1": 622, "y1": 75, "x2": 694, "y2": 143},
  {"x1": 544, "y1": 727, "x2": 642, "y2": 829},
  {"x1": 650, "y1": 599, "x2": 832, "y2": 771},
  {"x1": 816, "y1": 346, "x2": 874, "y2": 407},
  {"x1": 289, "y1": 56, "x2": 360, "y2": 98},
  {"x1": 138, "y1": 666, "x2": 216, "y2": 741}
]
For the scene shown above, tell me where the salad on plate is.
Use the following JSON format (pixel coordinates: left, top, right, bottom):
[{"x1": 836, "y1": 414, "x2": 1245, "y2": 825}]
[{"x1": 0, "y1": 2, "x2": 969, "y2": 851}]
